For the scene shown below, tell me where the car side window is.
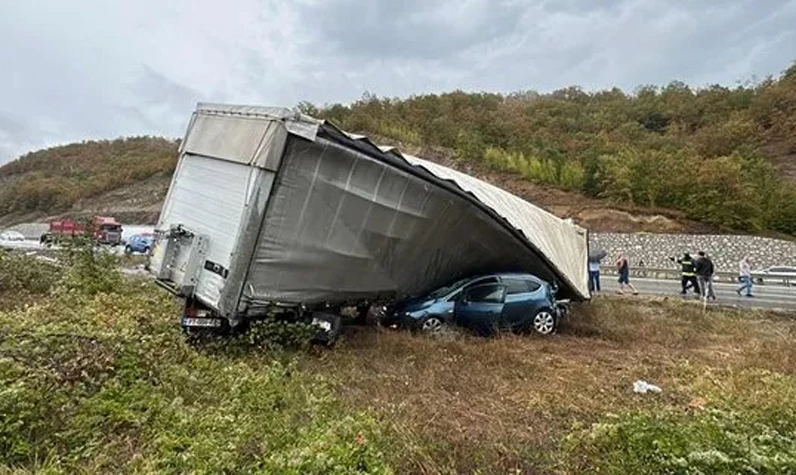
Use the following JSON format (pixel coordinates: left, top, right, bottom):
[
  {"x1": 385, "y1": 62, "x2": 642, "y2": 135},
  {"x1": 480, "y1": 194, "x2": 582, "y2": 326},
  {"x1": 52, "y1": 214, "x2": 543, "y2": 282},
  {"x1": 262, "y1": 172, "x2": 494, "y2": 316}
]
[
  {"x1": 464, "y1": 284, "x2": 505, "y2": 304},
  {"x1": 504, "y1": 278, "x2": 530, "y2": 295},
  {"x1": 525, "y1": 280, "x2": 542, "y2": 292},
  {"x1": 469, "y1": 277, "x2": 499, "y2": 287},
  {"x1": 447, "y1": 290, "x2": 462, "y2": 302}
]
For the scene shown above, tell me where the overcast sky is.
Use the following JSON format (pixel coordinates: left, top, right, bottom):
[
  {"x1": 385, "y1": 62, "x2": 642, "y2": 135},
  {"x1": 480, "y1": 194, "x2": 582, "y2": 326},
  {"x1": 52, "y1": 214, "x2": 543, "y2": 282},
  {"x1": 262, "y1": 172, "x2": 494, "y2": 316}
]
[{"x1": 1, "y1": 0, "x2": 794, "y2": 164}]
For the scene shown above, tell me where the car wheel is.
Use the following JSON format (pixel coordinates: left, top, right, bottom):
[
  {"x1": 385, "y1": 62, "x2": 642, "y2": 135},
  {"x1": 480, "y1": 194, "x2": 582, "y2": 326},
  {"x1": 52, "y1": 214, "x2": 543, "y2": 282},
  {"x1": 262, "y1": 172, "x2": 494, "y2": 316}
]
[
  {"x1": 532, "y1": 309, "x2": 557, "y2": 336},
  {"x1": 143, "y1": 246, "x2": 151, "y2": 255},
  {"x1": 125, "y1": 245, "x2": 133, "y2": 254},
  {"x1": 419, "y1": 315, "x2": 445, "y2": 334}
]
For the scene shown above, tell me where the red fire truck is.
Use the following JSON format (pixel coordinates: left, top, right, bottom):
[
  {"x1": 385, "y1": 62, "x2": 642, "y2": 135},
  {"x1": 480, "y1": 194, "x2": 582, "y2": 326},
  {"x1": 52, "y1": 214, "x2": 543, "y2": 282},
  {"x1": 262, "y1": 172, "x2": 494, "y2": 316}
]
[{"x1": 39, "y1": 216, "x2": 123, "y2": 246}]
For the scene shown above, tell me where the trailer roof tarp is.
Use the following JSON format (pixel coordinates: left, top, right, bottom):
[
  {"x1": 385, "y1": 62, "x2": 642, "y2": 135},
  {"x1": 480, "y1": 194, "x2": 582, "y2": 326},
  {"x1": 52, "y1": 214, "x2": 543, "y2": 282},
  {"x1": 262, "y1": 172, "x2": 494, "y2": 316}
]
[{"x1": 193, "y1": 103, "x2": 590, "y2": 301}]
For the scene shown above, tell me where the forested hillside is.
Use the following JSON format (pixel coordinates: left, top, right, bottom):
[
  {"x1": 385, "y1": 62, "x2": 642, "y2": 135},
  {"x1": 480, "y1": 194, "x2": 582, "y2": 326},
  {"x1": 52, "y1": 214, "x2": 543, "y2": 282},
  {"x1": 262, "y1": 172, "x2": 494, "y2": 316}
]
[
  {"x1": 0, "y1": 137, "x2": 178, "y2": 217},
  {"x1": 304, "y1": 62, "x2": 796, "y2": 234},
  {"x1": 1, "y1": 63, "x2": 795, "y2": 234}
]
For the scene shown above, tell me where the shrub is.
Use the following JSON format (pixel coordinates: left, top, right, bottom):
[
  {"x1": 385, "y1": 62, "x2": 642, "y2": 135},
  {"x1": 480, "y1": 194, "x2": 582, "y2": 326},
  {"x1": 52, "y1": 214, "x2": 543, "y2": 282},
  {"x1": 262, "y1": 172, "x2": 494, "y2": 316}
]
[
  {"x1": 0, "y1": 251, "x2": 60, "y2": 297},
  {"x1": 0, "y1": 254, "x2": 391, "y2": 473},
  {"x1": 58, "y1": 233, "x2": 123, "y2": 296}
]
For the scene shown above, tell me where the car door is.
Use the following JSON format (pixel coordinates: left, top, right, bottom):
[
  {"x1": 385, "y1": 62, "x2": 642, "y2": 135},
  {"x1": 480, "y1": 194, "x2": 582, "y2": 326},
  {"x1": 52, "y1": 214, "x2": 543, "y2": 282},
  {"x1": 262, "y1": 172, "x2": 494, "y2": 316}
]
[
  {"x1": 454, "y1": 283, "x2": 506, "y2": 335},
  {"x1": 499, "y1": 278, "x2": 540, "y2": 330}
]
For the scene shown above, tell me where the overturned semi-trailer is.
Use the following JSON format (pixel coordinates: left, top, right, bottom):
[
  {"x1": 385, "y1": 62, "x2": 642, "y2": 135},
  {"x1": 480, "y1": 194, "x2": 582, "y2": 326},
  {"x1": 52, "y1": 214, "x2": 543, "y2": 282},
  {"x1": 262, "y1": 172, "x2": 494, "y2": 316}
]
[{"x1": 149, "y1": 103, "x2": 590, "y2": 337}]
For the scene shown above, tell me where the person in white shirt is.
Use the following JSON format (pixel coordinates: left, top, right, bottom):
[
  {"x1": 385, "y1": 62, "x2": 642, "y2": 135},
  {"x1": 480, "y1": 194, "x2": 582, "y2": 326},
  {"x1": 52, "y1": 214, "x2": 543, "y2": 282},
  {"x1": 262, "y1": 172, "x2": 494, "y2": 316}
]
[{"x1": 737, "y1": 256, "x2": 753, "y2": 297}]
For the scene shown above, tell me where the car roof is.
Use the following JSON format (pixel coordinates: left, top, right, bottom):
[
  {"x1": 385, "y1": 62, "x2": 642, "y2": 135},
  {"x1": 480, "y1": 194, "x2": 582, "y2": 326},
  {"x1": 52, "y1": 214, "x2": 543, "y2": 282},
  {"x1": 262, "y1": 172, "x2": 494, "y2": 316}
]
[{"x1": 465, "y1": 272, "x2": 546, "y2": 284}]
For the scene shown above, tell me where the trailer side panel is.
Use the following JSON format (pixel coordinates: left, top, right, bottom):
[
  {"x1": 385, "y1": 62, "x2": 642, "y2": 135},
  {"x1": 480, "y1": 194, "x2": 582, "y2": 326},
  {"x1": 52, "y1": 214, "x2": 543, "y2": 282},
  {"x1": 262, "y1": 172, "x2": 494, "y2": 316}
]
[{"x1": 242, "y1": 135, "x2": 556, "y2": 305}]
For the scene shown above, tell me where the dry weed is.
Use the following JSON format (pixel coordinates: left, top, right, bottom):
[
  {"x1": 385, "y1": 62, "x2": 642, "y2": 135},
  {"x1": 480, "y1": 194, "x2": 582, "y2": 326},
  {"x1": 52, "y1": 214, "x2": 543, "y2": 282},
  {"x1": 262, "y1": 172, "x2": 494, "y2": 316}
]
[{"x1": 302, "y1": 297, "x2": 796, "y2": 474}]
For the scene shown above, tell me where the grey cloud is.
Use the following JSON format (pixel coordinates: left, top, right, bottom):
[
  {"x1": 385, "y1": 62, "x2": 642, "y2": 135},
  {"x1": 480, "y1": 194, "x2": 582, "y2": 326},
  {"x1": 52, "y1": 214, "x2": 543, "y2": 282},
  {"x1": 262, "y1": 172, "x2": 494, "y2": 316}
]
[
  {"x1": 297, "y1": 0, "x2": 527, "y2": 60},
  {"x1": 0, "y1": 0, "x2": 795, "y2": 164},
  {"x1": 0, "y1": 113, "x2": 36, "y2": 161}
]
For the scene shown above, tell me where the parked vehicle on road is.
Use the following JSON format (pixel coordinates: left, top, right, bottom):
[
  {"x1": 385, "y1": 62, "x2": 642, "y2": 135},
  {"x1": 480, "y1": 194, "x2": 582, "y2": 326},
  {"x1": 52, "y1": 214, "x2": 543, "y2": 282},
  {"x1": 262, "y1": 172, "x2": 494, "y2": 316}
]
[
  {"x1": 754, "y1": 266, "x2": 796, "y2": 285},
  {"x1": 40, "y1": 217, "x2": 123, "y2": 246},
  {"x1": 0, "y1": 230, "x2": 25, "y2": 242},
  {"x1": 125, "y1": 233, "x2": 154, "y2": 254},
  {"x1": 385, "y1": 273, "x2": 568, "y2": 336}
]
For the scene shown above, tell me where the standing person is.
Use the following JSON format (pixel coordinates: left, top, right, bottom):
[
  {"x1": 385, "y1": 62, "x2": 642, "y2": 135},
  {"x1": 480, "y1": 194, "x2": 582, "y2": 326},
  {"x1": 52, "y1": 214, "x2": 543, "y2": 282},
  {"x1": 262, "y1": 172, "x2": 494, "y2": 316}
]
[
  {"x1": 670, "y1": 253, "x2": 700, "y2": 296},
  {"x1": 737, "y1": 256, "x2": 754, "y2": 297},
  {"x1": 616, "y1": 252, "x2": 638, "y2": 295},
  {"x1": 695, "y1": 251, "x2": 716, "y2": 301},
  {"x1": 588, "y1": 248, "x2": 607, "y2": 293}
]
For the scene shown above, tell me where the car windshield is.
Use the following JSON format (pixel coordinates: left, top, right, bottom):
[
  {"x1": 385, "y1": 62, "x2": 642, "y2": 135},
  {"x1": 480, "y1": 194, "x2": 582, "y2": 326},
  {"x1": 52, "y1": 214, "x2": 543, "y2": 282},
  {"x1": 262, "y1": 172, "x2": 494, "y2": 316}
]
[{"x1": 428, "y1": 278, "x2": 471, "y2": 299}]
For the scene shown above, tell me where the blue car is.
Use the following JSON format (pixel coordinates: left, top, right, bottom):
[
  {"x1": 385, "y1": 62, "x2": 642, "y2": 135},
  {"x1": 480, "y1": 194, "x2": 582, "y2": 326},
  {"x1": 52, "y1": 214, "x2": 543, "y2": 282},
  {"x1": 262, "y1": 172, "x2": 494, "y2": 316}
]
[
  {"x1": 125, "y1": 233, "x2": 154, "y2": 254},
  {"x1": 386, "y1": 273, "x2": 567, "y2": 336}
]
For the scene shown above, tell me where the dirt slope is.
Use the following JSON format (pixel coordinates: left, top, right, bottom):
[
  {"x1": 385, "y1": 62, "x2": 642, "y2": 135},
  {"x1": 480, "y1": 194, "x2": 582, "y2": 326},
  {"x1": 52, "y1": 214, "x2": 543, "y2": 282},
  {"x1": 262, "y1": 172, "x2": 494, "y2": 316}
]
[{"x1": 0, "y1": 173, "x2": 170, "y2": 227}]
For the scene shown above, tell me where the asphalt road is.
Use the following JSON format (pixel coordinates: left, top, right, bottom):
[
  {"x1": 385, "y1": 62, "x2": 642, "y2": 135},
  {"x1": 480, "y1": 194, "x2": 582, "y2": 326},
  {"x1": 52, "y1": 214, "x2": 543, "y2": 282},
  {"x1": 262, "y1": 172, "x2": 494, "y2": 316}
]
[
  {"x1": 3, "y1": 236, "x2": 795, "y2": 312},
  {"x1": 596, "y1": 276, "x2": 796, "y2": 311}
]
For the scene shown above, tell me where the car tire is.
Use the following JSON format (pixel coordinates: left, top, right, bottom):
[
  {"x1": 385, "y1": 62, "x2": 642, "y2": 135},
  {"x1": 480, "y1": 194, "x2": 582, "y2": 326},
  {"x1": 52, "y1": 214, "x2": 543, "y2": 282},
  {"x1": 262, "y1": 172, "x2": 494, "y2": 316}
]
[
  {"x1": 125, "y1": 245, "x2": 133, "y2": 255},
  {"x1": 143, "y1": 246, "x2": 151, "y2": 255},
  {"x1": 418, "y1": 315, "x2": 445, "y2": 334},
  {"x1": 532, "y1": 308, "x2": 558, "y2": 336}
]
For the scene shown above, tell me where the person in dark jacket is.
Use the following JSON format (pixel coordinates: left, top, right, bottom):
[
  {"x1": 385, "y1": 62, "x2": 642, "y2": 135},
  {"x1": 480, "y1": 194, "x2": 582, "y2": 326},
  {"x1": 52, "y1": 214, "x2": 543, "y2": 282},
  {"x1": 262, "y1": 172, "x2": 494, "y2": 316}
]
[
  {"x1": 670, "y1": 252, "x2": 700, "y2": 296},
  {"x1": 616, "y1": 251, "x2": 638, "y2": 295},
  {"x1": 695, "y1": 251, "x2": 716, "y2": 301}
]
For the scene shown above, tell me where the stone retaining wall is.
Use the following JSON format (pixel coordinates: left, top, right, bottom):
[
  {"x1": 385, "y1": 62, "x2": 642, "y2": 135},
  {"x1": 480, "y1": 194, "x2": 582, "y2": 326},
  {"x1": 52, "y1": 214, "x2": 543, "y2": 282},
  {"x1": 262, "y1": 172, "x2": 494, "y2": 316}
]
[{"x1": 589, "y1": 233, "x2": 796, "y2": 272}]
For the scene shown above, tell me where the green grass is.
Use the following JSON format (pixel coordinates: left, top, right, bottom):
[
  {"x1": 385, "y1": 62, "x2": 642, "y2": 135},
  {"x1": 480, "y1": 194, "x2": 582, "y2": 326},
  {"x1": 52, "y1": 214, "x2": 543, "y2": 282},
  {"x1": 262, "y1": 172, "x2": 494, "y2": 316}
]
[
  {"x1": 2, "y1": 249, "x2": 795, "y2": 473},
  {"x1": 0, "y1": 251, "x2": 390, "y2": 474}
]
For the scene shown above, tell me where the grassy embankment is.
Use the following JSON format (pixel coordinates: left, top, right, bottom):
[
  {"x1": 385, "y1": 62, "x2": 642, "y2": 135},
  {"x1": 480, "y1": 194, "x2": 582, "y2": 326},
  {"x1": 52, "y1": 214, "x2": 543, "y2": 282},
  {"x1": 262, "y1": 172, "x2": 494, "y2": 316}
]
[{"x1": 0, "y1": 247, "x2": 794, "y2": 473}]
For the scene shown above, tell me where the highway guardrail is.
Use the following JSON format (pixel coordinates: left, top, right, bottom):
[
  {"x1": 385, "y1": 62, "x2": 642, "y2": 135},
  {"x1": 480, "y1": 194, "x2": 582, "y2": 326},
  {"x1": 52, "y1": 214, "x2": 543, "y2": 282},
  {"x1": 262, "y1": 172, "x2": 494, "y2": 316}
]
[{"x1": 599, "y1": 266, "x2": 794, "y2": 287}]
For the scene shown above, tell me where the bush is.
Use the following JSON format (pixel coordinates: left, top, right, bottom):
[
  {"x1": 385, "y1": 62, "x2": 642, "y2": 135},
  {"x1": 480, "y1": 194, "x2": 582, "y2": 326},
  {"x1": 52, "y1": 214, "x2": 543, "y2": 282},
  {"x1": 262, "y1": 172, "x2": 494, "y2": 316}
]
[
  {"x1": 0, "y1": 251, "x2": 60, "y2": 297},
  {"x1": 482, "y1": 146, "x2": 585, "y2": 190},
  {"x1": 59, "y1": 234, "x2": 122, "y2": 296},
  {"x1": 0, "y1": 254, "x2": 392, "y2": 473}
]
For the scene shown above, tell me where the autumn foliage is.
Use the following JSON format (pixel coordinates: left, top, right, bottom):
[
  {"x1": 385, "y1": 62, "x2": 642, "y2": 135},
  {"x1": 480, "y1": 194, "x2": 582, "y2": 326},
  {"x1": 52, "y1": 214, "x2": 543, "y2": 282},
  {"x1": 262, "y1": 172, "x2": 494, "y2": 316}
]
[
  {"x1": 1, "y1": 63, "x2": 795, "y2": 234},
  {"x1": 305, "y1": 62, "x2": 796, "y2": 234},
  {"x1": 0, "y1": 137, "x2": 178, "y2": 216}
]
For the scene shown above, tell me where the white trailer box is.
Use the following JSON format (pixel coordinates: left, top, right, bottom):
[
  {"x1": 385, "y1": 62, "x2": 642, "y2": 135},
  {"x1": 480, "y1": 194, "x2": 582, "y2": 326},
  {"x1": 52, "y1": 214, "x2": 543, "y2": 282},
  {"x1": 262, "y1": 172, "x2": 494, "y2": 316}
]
[{"x1": 150, "y1": 103, "x2": 589, "y2": 331}]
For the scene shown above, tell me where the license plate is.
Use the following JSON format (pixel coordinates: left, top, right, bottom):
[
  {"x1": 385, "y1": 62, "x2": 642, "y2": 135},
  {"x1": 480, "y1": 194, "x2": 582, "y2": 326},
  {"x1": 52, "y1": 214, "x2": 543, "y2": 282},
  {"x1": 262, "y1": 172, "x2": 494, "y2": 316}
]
[
  {"x1": 311, "y1": 317, "x2": 332, "y2": 332},
  {"x1": 182, "y1": 317, "x2": 223, "y2": 328}
]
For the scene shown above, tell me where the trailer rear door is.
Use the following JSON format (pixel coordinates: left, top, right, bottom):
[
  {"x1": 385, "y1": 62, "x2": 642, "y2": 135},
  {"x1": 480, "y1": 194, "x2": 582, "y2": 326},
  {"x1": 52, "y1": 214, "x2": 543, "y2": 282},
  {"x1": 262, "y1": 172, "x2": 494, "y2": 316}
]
[{"x1": 152, "y1": 153, "x2": 255, "y2": 307}]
